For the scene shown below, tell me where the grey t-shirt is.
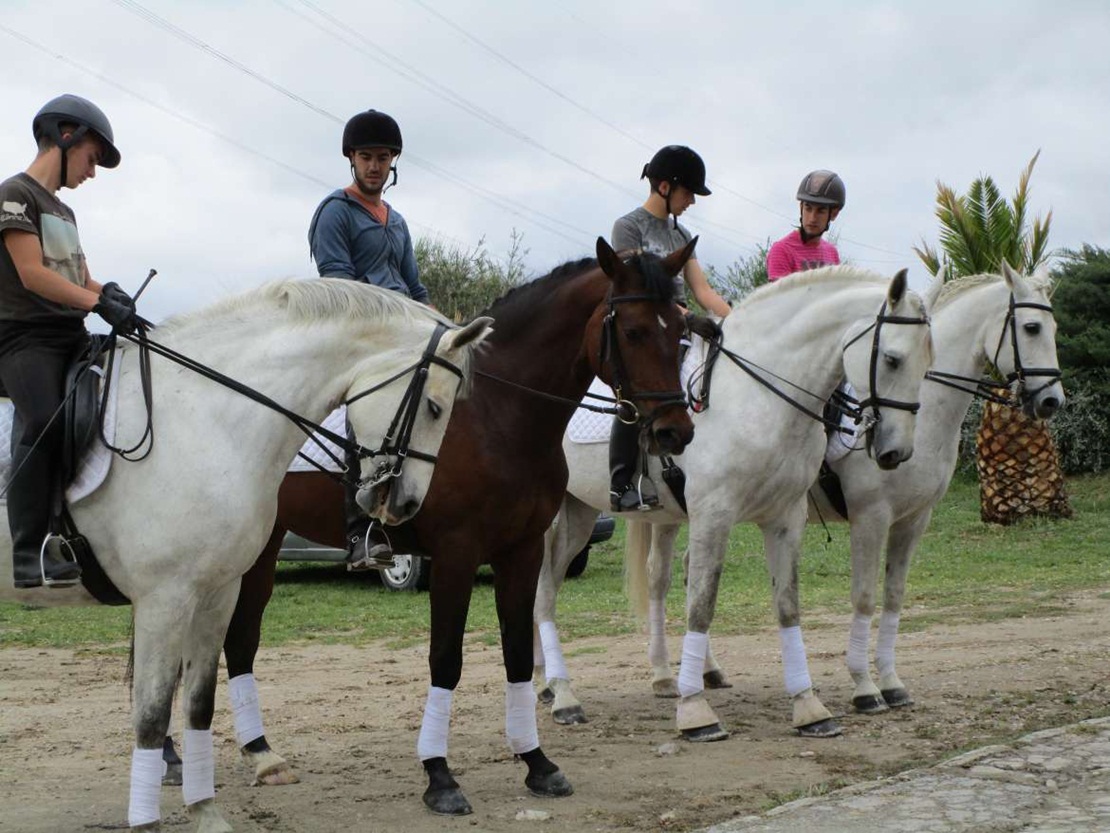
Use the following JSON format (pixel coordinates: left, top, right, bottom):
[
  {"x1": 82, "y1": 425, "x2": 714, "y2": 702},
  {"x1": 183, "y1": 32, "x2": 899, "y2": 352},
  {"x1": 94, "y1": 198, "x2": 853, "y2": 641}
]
[
  {"x1": 611, "y1": 207, "x2": 694, "y2": 300},
  {"x1": 0, "y1": 173, "x2": 88, "y2": 323}
]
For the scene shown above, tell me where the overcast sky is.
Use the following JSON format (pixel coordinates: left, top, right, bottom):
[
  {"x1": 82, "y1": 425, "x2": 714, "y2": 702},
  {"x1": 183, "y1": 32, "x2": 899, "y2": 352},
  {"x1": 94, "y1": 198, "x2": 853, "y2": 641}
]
[{"x1": 2, "y1": 0, "x2": 1107, "y2": 322}]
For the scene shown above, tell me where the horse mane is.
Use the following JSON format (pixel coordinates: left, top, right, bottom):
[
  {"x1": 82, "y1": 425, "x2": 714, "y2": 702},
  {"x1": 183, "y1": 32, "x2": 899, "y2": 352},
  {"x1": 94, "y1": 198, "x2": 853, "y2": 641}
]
[
  {"x1": 158, "y1": 278, "x2": 450, "y2": 336},
  {"x1": 740, "y1": 265, "x2": 890, "y2": 309},
  {"x1": 934, "y1": 271, "x2": 1052, "y2": 310}
]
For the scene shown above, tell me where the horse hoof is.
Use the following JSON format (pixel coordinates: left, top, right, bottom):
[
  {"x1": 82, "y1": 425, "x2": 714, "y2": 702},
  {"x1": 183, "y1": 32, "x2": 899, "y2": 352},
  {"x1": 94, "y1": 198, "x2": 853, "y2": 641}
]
[
  {"x1": 703, "y1": 670, "x2": 733, "y2": 689},
  {"x1": 852, "y1": 694, "x2": 890, "y2": 715},
  {"x1": 882, "y1": 688, "x2": 914, "y2": 708},
  {"x1": 653, "y1": 679, "x2": 680, "y2": 698},
  {"x1": 162, "y1": 761, "x2": 183, "y2": 786},
  {"x1": 797, "y1": 718, "x2": 842, "y2": 738},
  {"x1": 681, "y1": 723, "x2": 730, "y2": 743},
  {"x1": 257, "y1": 764, "x2": 300, "y2": 786},
  {"x1": 423, "y1": 786, "x2": 473, "y2": 816},
  {"x1": 553, "y1": 705, "x2": 589, "y2": 725},
  {"x1": 526, "y1": 768, "x2": 574, "y2": 798},
  {"x1": 537, "y1": 686, "x2": 555, "y2": 705}
]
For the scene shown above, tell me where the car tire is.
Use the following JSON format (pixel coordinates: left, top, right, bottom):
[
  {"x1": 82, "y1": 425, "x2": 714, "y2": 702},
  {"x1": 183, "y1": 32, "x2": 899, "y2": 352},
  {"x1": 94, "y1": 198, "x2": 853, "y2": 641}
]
[
  {"x1": 565, "y1": 547, "x2": 589, "y2": 579},
  {"x1": 379, "y1": 553, "x2": 430, "y2": 592}
]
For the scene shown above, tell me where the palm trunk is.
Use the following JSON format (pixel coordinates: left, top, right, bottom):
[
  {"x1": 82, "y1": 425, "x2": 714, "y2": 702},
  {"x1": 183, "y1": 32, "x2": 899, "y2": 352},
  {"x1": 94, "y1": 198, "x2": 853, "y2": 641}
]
[{"x1": 975, "y1": 400, "x2": 1072, "y2": 524}]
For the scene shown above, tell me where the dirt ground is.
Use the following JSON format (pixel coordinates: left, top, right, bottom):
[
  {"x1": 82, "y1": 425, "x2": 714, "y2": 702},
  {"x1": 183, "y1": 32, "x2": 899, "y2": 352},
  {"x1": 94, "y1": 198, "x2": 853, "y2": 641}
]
[{"x1": 2, "y1": 591, "x2": 1108, "y2": 833}]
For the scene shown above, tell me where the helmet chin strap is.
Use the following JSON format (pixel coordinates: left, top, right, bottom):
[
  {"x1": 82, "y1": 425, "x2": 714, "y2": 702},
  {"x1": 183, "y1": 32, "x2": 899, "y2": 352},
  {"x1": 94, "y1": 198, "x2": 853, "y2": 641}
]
[
  {"x1": 659, "y1": 181, "x2": 678, "y2": 229},
  {"x1": 797, "y1": 206, "x2": 830, "y2": 243}
]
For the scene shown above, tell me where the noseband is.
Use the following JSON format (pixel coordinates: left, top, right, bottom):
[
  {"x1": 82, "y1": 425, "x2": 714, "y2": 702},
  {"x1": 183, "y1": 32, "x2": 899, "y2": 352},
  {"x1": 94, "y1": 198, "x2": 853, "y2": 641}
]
[{"x1": 599, "y1": 290, "x2": 687, "y2": 427}]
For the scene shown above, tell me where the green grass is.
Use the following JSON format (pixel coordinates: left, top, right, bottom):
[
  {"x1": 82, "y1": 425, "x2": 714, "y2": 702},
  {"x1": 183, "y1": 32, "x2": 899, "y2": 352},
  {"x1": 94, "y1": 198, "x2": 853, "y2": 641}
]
[{"x1": 2, "y1": 473, "x2": 1108, "y2": 650}]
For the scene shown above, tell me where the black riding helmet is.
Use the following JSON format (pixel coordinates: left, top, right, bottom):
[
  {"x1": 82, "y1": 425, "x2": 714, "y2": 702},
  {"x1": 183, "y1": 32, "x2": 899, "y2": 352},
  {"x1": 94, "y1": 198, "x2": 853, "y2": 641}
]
[
  {"x1": 642, "y1": 145, "x2": 711, "y2": 196},
  {"x1": 796, "y1": 169, "x2": 846, "y2": 209},
  {"x1": 342, "y1": 109, "x2": 403, "y2": 157},
  {"x1": 33, "y1": 94, "x2": 121, "y2": 170}
]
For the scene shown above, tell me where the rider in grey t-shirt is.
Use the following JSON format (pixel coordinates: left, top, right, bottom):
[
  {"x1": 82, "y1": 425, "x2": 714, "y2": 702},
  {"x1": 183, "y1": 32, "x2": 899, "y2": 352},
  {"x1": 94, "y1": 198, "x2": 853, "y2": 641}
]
[{"x1": 607, "y1": 146, "x2": 731, "y2": 513}]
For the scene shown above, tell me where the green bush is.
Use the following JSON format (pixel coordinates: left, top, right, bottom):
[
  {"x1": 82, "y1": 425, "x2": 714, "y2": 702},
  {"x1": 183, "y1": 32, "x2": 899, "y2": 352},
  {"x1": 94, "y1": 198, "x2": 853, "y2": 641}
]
[{"x1": 415, "y1": 231, "x2": 529, "y2": 322}]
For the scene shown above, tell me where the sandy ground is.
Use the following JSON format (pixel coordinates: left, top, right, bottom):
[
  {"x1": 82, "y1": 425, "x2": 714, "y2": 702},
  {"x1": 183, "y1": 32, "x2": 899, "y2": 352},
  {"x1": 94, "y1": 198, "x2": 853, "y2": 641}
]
[{"x1": 1, "y1": 591, "x2": 1108, "y2": 833}]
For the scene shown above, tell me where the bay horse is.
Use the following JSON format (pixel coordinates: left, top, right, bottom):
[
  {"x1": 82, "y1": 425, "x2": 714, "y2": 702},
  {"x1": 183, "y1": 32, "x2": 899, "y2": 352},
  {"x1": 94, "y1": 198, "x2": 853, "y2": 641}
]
[
  {"x1": 0, "y1": 279, "x2": 490, "y2": 832},
  {"x1": 533, "y1": 267, "x2": 937, "y2": 738},
  {"x1": 209, "y1": 239, "x2": 697, "y2": 815}
]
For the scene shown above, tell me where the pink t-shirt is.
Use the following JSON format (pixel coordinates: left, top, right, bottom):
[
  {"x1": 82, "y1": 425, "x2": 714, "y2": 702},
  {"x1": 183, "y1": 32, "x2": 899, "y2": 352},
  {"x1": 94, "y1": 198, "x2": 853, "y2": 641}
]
[{"x1": 766, "y1": 230, "x2": 840, "y2": 281}]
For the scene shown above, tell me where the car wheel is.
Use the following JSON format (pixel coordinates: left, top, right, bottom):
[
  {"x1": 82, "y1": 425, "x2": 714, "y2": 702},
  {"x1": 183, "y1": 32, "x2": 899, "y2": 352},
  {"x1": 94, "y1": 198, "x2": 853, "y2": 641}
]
[
  {"x1": 565, "y1": 547, "x2": 589, "y2": 579},
  {"x1": 380, "y1": 553, "x2": 430, "y2": 592}
]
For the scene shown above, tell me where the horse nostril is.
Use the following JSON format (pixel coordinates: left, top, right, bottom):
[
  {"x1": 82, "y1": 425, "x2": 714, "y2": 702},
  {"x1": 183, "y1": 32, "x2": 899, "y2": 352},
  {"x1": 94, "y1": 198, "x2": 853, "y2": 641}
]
[
  {"x1": 654, "y1": 428, "x2": 678, "y2": 453},
  {"x1": 1039, "y1": 397, "x2": 1060, "y2": 416},
  {"x1": 877, "y1": 450, "x2": 901, "y2": 470}
]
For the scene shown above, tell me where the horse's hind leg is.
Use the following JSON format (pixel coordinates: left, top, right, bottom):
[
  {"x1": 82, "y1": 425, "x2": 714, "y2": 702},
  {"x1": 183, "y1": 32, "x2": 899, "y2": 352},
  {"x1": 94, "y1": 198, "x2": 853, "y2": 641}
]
[
  {"x1": 876, "y1": 511, "x2": 931, "y2": 709},
  {"x1": 495, "y1": 539, "x2": 572, "y2": 800},
  {"x1": 222, "y1": 526, "x2": 298, "y2": 786},
  {"x1": 647, "y1": 524, "x2": 682, "y2": 697},
  {"x1": 534, "y1": 495, "x2": 596, "y2": 725},
  {"x1": 178, "y1": 581, "x2": 242, "y2": 833}
]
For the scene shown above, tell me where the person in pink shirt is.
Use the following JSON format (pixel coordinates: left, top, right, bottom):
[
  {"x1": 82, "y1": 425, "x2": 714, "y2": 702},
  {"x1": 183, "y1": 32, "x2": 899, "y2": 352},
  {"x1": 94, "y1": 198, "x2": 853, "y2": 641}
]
[{"x1": 766, "y1": 170, "x2": 845, "y2": 281}]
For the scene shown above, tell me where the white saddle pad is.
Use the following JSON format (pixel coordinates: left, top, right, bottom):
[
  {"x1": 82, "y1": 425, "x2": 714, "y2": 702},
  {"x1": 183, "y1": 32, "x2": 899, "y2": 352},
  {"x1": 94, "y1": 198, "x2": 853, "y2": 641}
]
[
  {"x1": 289, "y1": 406, "x2": 347, "y2": 473},
  {"x1": 565, "y1": 334, "x2": 709, "y2": 445},
  {"x1": 0, "y1": 358, "x2": 122, "y2": 506}
]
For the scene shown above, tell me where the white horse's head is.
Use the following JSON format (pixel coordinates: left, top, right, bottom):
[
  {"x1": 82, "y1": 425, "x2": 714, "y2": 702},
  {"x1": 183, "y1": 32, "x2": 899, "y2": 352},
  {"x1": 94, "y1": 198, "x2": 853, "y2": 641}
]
[
  {"x1": 349, "y1": 315, "x2": 492, "y2": 524},
  {"x1": 841, "y1": 270, "x2": 934, "y2": 470},
  {"x1": 992, "y1": 261, "x2": 1065, "y2": 419}
]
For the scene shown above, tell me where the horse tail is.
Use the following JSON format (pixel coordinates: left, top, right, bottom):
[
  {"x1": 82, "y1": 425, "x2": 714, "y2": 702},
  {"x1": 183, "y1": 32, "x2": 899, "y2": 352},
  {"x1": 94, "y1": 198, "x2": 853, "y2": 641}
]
[{"x1": 623, "y1": 520, "x2": 652, "y2": 622}]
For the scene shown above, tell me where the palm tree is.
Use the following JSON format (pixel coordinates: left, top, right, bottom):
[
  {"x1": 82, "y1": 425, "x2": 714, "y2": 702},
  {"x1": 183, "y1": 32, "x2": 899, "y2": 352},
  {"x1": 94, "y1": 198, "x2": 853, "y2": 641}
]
[{"x1": 914, "y1": 151, "x2": 1071, "y2": 524}]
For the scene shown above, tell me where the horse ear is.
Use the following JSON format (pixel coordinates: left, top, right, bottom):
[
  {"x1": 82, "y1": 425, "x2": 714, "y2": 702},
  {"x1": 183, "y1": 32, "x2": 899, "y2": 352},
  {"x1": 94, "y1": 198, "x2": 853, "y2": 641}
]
[
  {"x1": 596, "y1": 237, "x2": 621, "y2": 278},
  {"x1": 661, "y1": 236, "x2": 699, "y2": 277},
  {"x1": 449, "y1": 316, "x2": 494, "y2": 350},
  {"x1": 887, "y1": 268, "x2": 908, "y2": 307},
  {"x1": 1000, "y1": 259, "x2": 1019, "y2": 290}
]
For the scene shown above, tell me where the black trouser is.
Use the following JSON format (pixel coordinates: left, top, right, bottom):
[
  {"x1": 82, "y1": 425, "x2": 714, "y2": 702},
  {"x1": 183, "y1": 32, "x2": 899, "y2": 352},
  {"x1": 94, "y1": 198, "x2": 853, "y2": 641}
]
[
  {"x1": 609, "y1": 417, "x2": 642, "y2": 496},
  {"x1": 0, "y1": 327, "x2": 88, "y2": 584},
  {"x1": 343, "y1": 419, "x2": 365, "y2": 545}
]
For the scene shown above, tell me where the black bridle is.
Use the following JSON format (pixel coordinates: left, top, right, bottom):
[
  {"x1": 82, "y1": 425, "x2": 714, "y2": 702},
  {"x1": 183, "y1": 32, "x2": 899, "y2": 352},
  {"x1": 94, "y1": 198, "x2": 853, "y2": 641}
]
[
  {"x1": 924, "y1": 293, "x2": 1060, "y2": 407},
  {"x1": 102, "y1": 321, "x2": 461, "y2": 494},
  {"x1": 599, "y1": 290, "x2": 688, "y2": 426}
]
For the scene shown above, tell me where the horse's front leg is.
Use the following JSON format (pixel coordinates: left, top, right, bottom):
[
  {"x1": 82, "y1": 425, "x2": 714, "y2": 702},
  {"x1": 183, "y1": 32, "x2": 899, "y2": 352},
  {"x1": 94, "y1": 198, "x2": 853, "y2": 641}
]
[
  {"x1": 763, "y1": 502, "x2": 840, "y2": 738},
  {"x1": 419, "y1": 551, "x2": 479, "y2": 816},
  {"x1": 130, "y1": 598, "x2": 190, "y2": 830},
  {"x1": 647, "y1": 523, "x2": 682, "y2": 697},
  {"x1": 876, "y1": 510, "x2": 932, "y2": 709},
  {"x1": 178, "y1": 581, "x2": 243, "y2": 833},
  {"x1": 673, "y1": 513, "x2": 734, "y2": 742},
  {"x1": 221, "y1": 526, "x2": 298, "y2": 786},
  {"x1": 498, "y1": 539, "x2": 574, "y2": 799},
  {"x1": 534, "y1": 495, "x2": 596, "y2": 725},
  {"x1": 845, "y1": 506, "x2": 893, "y2": 714}
]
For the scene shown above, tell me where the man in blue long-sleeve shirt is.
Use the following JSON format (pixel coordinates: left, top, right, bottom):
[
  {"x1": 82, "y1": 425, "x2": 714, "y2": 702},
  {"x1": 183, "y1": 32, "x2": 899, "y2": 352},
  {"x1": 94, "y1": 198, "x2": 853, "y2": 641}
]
[{"x1": 308, "y1": 108, "x2": 431, "y2": 571}]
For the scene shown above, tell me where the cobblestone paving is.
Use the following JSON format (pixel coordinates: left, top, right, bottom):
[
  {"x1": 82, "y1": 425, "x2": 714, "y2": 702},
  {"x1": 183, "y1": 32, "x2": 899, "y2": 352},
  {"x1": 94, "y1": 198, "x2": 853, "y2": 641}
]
[{"x1": 701, "y1": 716, "x2": 1110, "y2": 833}]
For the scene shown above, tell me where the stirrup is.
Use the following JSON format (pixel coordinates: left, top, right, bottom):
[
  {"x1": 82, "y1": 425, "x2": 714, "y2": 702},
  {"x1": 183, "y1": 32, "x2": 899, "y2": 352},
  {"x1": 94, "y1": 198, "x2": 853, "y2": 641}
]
[
  {"x1": 40, "y1": 534, "x2": 82, "y2": 588},
  {"x1": 610, "y1": 482, "x2": 659, "y2": 513},
  {"x1": 346, "y1": 525, "x2": 396, "y2": 572}
]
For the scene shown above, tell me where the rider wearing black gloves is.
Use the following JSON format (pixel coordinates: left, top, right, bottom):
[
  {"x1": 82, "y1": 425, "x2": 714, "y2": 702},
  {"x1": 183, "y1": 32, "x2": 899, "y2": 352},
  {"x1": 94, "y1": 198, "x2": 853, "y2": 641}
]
[{"x1": 0, "y1": 94, "x2": 132, "y2": 588}]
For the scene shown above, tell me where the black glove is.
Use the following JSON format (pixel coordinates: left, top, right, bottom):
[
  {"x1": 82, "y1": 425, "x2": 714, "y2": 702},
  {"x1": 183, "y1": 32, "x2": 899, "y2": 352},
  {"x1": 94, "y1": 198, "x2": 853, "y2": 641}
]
[
  {"x1": 100, "y1": 281, "x2": 136, "y2": 311},
  {"x1": 684, "y1": 312, "x2": 723, "y2": 342},
  {"x1": 94, "y1": 293, "x2": 138, "y2": 334}
]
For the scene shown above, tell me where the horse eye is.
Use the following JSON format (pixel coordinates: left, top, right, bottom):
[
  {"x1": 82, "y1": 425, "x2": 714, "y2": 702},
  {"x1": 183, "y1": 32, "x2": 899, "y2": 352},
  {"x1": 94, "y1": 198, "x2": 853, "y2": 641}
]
[
  {"x1": 426, "y1": 399, "x2": 443, "y2": 419},
  {"x1": 884, "y1": 354, "x2": 901, "y2": 370},
  {"x1": 623, "y1": 326, "x2": 645, "y2": 343},
  {"x1": 1023, "y1": 322, "x2": 1041, "y2": 335}
]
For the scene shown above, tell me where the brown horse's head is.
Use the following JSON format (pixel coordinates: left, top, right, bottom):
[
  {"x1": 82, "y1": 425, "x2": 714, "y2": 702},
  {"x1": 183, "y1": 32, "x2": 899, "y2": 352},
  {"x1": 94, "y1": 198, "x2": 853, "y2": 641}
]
[{"x1": 588, "y1": 237, "x2": 697, "y2": 456}]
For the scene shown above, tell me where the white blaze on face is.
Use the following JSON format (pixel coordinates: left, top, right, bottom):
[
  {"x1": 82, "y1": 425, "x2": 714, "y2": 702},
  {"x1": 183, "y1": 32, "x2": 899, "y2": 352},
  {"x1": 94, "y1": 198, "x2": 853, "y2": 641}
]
[{"x1": 657, "y1": 314, "x2": 668, "y2": 329}]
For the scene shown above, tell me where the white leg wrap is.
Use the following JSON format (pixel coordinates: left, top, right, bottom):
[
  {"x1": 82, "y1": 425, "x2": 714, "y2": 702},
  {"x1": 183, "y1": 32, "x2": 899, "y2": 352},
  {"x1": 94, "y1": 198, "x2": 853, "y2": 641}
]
[
  {"x1": 182, "y1": 728, "x2": 215, "y2": 807},
  {"x1": 505, "y1": 681, "x2": 539, "y2": 755},
  {"x1": 128, "y1": 747, "x2": 165, "y2": 827},
  {"x1": 677, "y1": 631, "x2": 709, "y2": 698},
  {"x1": 847, "y1": 613, "x2": 872, "y2": 677},
  {"x1": 647, "y1": 598, "x2": 668, "y2": 667},
  {"x1": 876, "y1": 610, "x2": 900, "y2": 678},
  {"x1": 538, "y1": 620, "x2": 569, "y2": 681},
  {"x1": 779, "y1": 625, "x2": 813, "y2": 697},
  {"x1": 228, "y1": 673, "x2": 266, "y2": 747},
  {"x1": 417, "y1": 686, "x2": 453, "y2": 762}
]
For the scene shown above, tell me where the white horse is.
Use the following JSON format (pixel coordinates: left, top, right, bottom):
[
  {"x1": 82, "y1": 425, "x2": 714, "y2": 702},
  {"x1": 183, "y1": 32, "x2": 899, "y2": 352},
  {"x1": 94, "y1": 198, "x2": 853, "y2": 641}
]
[
  {"x1": 0, "y1": 279, "x2": 490, "y2": 832},
  {"x1": 534, "y1": 266, "x2": 937, "y2": 737},
  {"x1": 805, "y1": 263, "x2": 1063, "y2": 715}
]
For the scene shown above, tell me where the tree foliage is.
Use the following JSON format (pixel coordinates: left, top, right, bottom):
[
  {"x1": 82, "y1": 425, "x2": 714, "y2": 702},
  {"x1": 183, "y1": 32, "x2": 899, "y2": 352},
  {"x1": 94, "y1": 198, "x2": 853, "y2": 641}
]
[
  {"x1": 704, "y1": 242, "x2": 770, "y2": 305},
  {"x1": 416, "y1": 230, "x2": 529, "y2": 322},
  {"x1": 914, "y1": 151, "x2": 1052, "y2": 278}
]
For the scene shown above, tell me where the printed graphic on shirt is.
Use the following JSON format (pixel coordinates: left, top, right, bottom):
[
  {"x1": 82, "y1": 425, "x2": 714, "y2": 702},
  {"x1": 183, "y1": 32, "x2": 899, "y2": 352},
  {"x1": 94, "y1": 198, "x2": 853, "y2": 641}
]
[
  {"x1": 1, "y1": 201, "x2": 29, "y2": 224},
  {"x1": 40, "y1": 213, "x2": 86, "y2": 287}
]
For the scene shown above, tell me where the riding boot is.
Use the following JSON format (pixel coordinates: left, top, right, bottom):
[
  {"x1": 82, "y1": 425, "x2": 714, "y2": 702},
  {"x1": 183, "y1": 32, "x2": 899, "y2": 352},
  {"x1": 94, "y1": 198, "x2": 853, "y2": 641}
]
[
  {"x1": 7, "y1": 445, "x2": 80, "y2": 588},
  {"x1": 609, "y1": 418, "x2": 658, "y2": 512},
  {"x1": 343, "y1": 427, "x2": 394, "y2": 572}
]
